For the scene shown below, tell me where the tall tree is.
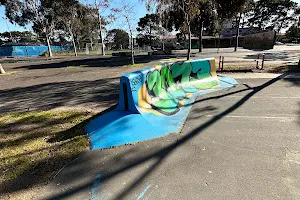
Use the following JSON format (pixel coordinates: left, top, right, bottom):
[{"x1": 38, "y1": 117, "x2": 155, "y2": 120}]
[
  {"x1": 79, "y1": 7, "x2": 100, "y2": 49},
  {"x1": 248, "y1": 0, "x2": 299, "y2": 32},
  {"x1": 214, "y1": 0, "x2": 247, "y2": 51},
  {"x1": 1, "y1": 0, "x2": 57, "y2": 57},
  {"x1": 55, "y1": 0, "x2": 80, "y2": 56},
  {"x1": 286, "y1": 24, "x2": 300, "y2": 41},
  {"x1": 232, "y1": 0, "x2": 253, "y2": 51},
  {"x1": 105, "y1": 29, "x2": 129, "y2": 49},
  {"x1": 136, "y1": 14, "x2": 160, "y2": 47},
  {"x1": 90, "y1": 0, "x2": 110, "y2": 56},
  {"x1": 146, "y1": 0, "x2": 248, "y2": 58},
  {"x1": 190, "y1": 0, "x2": 215, "y2": 52},
  {"x1": 112, "y1": 0, "x2": 137, "y2": 64},
  {"x1": 157, "y1": 0, "x2": 200, "y2": 60}
]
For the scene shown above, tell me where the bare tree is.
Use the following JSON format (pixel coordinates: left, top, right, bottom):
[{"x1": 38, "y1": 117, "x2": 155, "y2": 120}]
[
  {"x1": 16, "y1": 0, "x2": 57, "y2": 57},
  {"x1": 144, "y1": 0, "x2": 199, "y2": 60},
  {"x1": 92, "y1": 0, "x2": 110, "y2": 56},
  {"x1": 56, "y1": 0, "x2": 80, "y2": 56},
  {"x1": 113, "y1": 0, "x2": 137, "y2": 64}
]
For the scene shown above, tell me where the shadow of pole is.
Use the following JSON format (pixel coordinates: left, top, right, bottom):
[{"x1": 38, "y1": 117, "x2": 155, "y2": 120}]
[{"x1": 45, "y1": 74, "x2": 287, "y2": 200}]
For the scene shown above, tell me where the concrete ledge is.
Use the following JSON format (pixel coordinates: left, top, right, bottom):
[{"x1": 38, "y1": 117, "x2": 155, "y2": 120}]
[{"x1": 87, "y1": 58, "x2": 239, "y2": 149}]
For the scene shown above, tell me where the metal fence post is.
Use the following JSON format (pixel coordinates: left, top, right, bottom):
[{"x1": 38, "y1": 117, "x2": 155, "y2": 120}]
[
  {"x1": 221, "y1": 56, "x2": 224, "y2": 71},
  {"x1": 262, "y1": 53, "x2": 265, "y2": 70}
]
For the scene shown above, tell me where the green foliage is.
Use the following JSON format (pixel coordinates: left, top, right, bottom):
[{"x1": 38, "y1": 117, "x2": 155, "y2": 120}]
[
  {"x1": 105, "y1": 29, "x2": 129, "y2": 50},
  {"x1": 215, "y1": 0, "x2": 247, "y2": 19},
  {"x1": 1, "y1": 0, "x2": 104, "y2": 50},
  {"x1": 0, "y1": 31, "x2": 38, "y2": 43},
  {"x1": 248, "y1": 0, "x2": 299, "y2": 32},
  {"x1": 136, "y1": 14, "x2": 160, "y2": 47},
  {"x1": 286, "y1": 25, "x2": 300, "y2": 41},
  {"x1": 190, "y1": 0, "x2": 216, "y2": 36}
]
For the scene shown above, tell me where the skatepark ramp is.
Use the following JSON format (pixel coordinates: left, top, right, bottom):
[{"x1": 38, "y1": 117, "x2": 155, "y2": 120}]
[{"x1": 87, "y1": 58, "x2": 238, "y2": 149}]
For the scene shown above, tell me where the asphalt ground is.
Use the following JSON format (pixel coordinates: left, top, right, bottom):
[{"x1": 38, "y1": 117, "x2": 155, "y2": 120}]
[{"x1": 36, "y1": 76, "x2": 300, "y2": 200}]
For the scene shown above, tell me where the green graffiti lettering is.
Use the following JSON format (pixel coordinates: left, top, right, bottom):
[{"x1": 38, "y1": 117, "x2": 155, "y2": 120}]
[
  {"x1": 171, "y1": 62, "x2": 192, "y2": 83},
  {"x1": 146, "y1": 69, "x2": 179, "y2": 115},
  {"x1": 143, "y1": 60, "x2": 219, "y2": 116},
  {"x1": 160, "y1": 66, "x2": 186, "y2": 100},
  {"x1": 190, "y1": 60, "x2": 219, "y2": 90},
  {"x1": 171, "y1": 62, "x2": 198, "y2": 93}
]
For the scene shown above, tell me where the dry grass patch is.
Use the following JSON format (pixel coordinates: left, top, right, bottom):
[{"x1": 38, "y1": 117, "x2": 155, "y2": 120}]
[
  {"x1": 0, "y1": 110, "x2": 93, "y2": 193},
  {"x1": 122, "y1": 63, "x2": 144, "y2": 68}
]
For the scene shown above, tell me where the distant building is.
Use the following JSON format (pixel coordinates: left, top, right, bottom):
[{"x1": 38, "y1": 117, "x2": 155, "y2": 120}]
[{"x1": 221, "y1": 27, "x2": 261, "y2": 37}]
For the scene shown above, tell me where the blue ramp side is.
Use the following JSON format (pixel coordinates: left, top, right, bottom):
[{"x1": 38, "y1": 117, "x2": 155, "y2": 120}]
[{"x1": 86, "y1": 58, "x2": 239, "y2": 150}]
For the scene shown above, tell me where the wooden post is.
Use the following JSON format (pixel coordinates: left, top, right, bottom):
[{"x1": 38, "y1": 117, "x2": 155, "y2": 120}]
[
  {"x1": 0, "y1": 64, "x2": 6, "y2": 74},
  {"x1": 256, "y1": 54, "x2": 260, "y2": 69}
]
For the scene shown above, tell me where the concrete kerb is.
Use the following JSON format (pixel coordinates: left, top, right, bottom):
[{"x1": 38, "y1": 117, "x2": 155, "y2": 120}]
[{"x1": 86, "y1": 58, "x2": 239, "y2": 150}]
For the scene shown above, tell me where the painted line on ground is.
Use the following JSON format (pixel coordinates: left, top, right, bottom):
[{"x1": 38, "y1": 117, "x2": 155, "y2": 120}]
[
  {"x1": 222, "y1": 96, "x2": 300, "y2": 99},
  {"x1": 137, "y1": 185, "x2": 152, "y2": 200},
  {"x1": 203, "y1": 115, "x2": 300, "y2": 120},
  {"x1": 91, "y1": 173, "x2": 102, "y2": 200},
  {"x1": 222, "y1": 73, "x2": 300, "y2": 79}
]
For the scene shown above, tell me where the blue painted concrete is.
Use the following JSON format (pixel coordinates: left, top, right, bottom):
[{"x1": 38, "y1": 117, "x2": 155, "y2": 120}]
[
  {"x1": 87, "y1": 76, "x2": 238, "y2": 149},
  {"x1": 87, "y1": 58, "x2": 239, "y2": 150}
]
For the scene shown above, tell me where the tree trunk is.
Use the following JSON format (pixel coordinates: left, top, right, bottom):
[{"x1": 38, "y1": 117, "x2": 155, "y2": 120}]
[
  {"x1": 234, "y1": 13, "x2": 241, "y2": 52},
  {"x1": 131, "y1": 35, "x2": 134, "y2": 65},
  {"x1": 217, "y1": 34, "x2": 220, "y2": 53},
  {"x1": 199, "y1": 21, "x2": 203, "y2": 53},
  {"x1": 98, "y1": 8, "x2": 105, "y2": 56},
  {"x1": 69, "y1": 26, "x2": 78, "y2": 57},
  {"x1": 187, "y1": 23, "x2": 191, "y2": 60},
  {"x1": 77, "y1": 40, "x2": 80, "y2": 50},
  {"x1": 46, "y1": 35, "x2": 53, "y2": 57},
  {"x1": 90, "y1": 38, "x2": 93, "y2": 51},
  {"x1": 150, "y1": 26, "x2": 152, "y2": 48}
]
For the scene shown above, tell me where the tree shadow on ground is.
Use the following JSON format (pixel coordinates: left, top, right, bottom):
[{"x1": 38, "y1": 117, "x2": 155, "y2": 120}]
[
  {"x1": 13, "y1": 55, "x2": 185, "y2": 70},
  {"x1": 48, "y1": 105, "x2": 117, "y2": 143},
  {"x1": 244, "y1": 52, "x2": 294, "y2": 61},
  {"x1": 0, "y1": 77, "x2": 120, "y2": 114},
  {"x1": 0, "y1": 106, "x2": 118, "y2": 197},
  {"x1": 40, "y1": 74, "x2": 289, "y2": 200},
  {"x1": 2, "y1": 73, "x2": 299, "y2": 199},
  {"x1": 265, "y1": 65, "x2": 300, "y2": 73}
]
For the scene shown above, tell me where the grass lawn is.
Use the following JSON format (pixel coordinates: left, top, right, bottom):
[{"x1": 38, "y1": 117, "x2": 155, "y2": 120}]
[{"x1": 0, "y1": 110, "x2": 93, "y2": 192}]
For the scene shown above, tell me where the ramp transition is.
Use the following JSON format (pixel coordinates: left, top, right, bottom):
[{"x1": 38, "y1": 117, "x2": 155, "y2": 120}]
[{"x1": 87, "y1": 58, "x2": 238, "y2": 149}]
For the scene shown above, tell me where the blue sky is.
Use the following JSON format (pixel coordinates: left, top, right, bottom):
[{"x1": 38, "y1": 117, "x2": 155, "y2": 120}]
[
  {"x1": 0, "y1": 0, "x2": 151, "y2": 34},
  {"x1": 1, "y1": 0, "x2": 300, "y2": 34}
]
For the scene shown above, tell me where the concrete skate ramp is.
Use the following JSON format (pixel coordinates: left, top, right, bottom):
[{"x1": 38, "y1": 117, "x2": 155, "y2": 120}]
[{"x1": 87, "y1": 58, "x2": 238, "y2": 149}]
